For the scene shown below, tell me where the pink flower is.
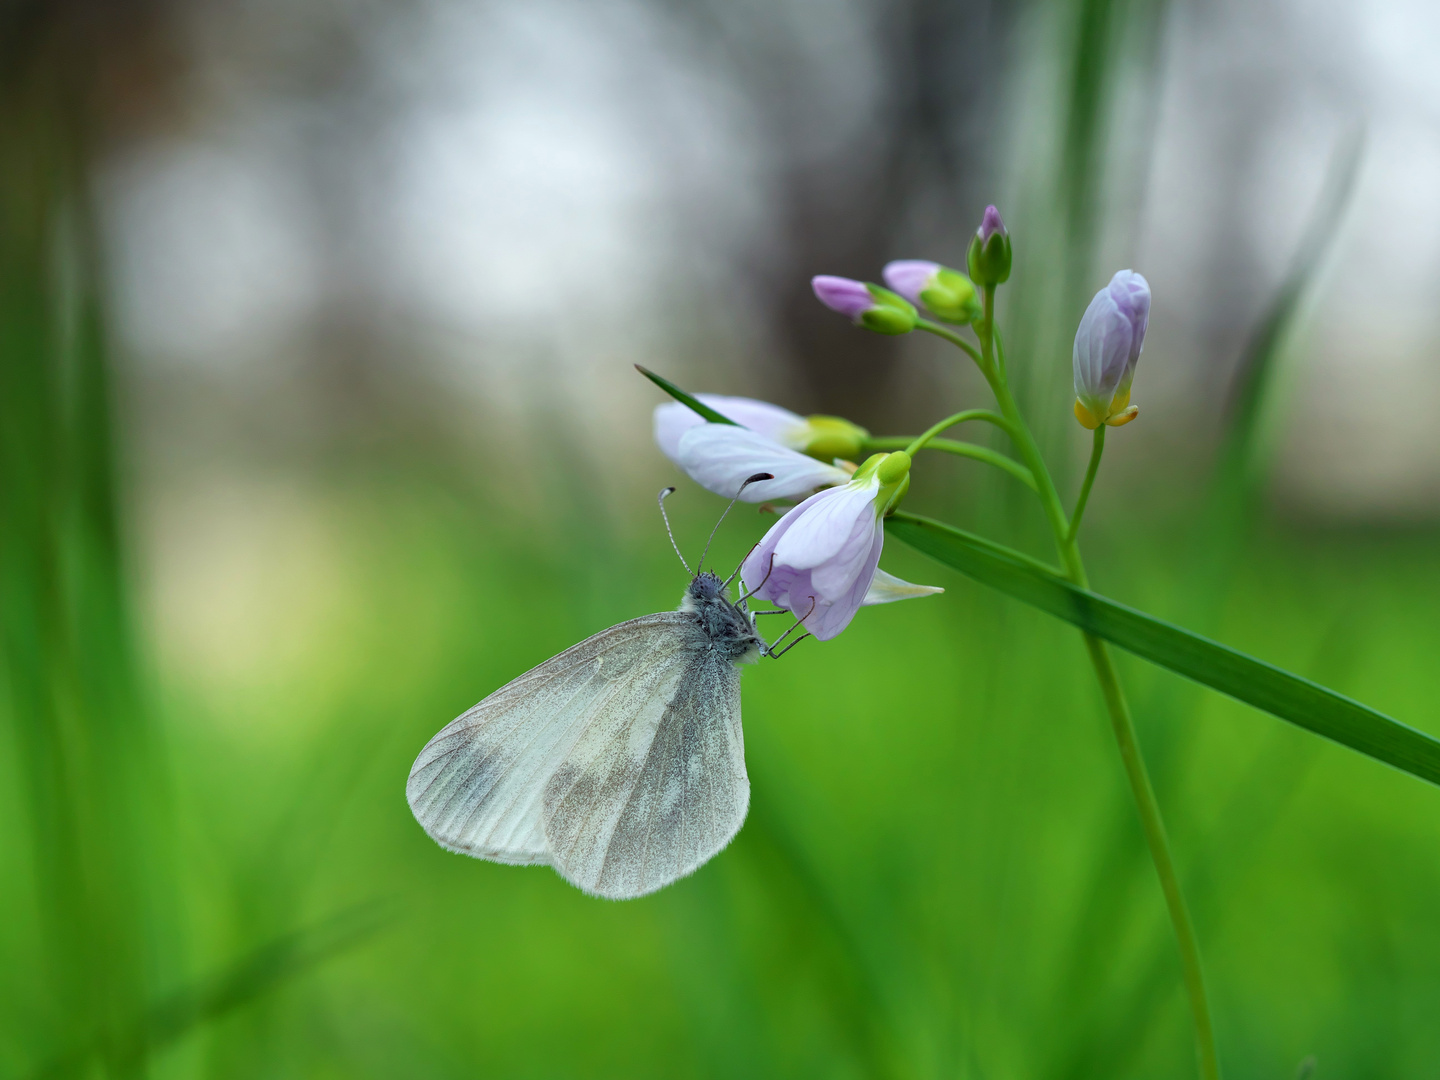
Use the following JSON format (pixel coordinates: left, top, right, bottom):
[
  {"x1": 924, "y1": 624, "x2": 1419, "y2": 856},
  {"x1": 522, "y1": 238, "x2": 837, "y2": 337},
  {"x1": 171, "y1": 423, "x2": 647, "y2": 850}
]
[{"x1": 740, "y1": 455, "x2": 940, "y2": 641}]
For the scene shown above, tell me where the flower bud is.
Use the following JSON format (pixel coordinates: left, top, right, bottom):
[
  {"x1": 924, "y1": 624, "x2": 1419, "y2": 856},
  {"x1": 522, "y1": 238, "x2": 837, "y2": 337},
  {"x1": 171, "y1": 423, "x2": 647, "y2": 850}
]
[
  {"x1": 811, "y1": 276, "x2": 917, "y2": 335},
  {"x1": 801, "y1": 415, "x2": 869, "y2": 463},
  {"x1": 1072, "y1": 270, "x2": 1150, "y2": 429},
  {"x1": 882, "y1": 260, "x2": 982, "y2": 324},
  {"x1": 966, "y1": 205, "x2": 1012, "y2": 287},
  {"x1": 853, "y1": 450, "x2": 911, "y2": 513}
]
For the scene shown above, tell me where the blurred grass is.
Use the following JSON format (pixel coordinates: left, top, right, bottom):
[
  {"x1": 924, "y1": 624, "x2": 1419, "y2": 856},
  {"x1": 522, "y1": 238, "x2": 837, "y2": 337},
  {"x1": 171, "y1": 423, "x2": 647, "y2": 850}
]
[
  {"x1": 7, "y1": 466, "x2": 1421, "y2": 1079},
  {"x1": 4, "y1": 3, "x2": 1439, "y2": 1078}
]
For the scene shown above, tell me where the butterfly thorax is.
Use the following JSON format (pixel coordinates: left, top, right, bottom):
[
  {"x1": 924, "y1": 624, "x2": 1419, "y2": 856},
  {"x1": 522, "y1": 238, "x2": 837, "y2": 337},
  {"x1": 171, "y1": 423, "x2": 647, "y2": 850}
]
[{"x1": 680, "y1": 572, "x2": 761, "y2": 664}]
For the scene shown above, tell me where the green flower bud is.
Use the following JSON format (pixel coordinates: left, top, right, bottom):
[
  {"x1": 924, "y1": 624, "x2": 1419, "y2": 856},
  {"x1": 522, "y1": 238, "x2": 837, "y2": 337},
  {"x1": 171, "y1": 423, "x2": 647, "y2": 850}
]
[
  {"x1": 854, "y1": 450, "x2": 912, "y2": 515},
  {"x1": 966, "y1": 204, "x2": 1012, "y2": 287},
  {"x1": 802, "y1": 415, "x2": 869, "y2": 463},
  {"x1": 858, "y1": 284, "x2": 918, "y2": 335},
  {"x1": 875, "y1": 450, "x2": 911, "y2": 485},
  {"x1": 919, "y1": 268, "x2": 982, "y2": 324}
]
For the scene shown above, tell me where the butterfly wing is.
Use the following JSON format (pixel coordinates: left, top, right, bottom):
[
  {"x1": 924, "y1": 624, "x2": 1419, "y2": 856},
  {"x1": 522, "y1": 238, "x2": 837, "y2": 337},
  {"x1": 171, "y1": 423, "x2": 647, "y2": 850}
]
[
  {"x1": 542, "y1": 640, "x2": 749, "y2": 900},
  {"x1": 406, "y1": 613, "x2": 694, "y2": 866}
]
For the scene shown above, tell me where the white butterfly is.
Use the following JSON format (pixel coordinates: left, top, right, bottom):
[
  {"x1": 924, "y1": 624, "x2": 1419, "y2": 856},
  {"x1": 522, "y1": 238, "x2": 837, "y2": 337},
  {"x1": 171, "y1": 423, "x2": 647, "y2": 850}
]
[{"x1": 407, "y1": 476, "x2": 794, "y2": 900}]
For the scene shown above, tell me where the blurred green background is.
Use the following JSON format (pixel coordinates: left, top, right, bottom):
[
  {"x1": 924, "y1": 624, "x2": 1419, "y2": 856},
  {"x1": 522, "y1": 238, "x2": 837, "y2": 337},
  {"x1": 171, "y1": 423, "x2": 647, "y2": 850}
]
[{"x1": 4, "y1": 0, "x2": 1440, "y2": 1077}]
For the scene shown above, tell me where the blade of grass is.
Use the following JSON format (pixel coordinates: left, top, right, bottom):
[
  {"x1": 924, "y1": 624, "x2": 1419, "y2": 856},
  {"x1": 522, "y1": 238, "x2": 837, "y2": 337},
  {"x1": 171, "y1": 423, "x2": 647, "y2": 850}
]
[
  {"x1": 887, "y1": 511, "x2": 1440, "y2": 786},
  {"x1": 635, "y1": 365, "x2": 740, "y2": 425},
  {"x1": 27, "y1": 901, "x2": 393, "y2": 1079}
]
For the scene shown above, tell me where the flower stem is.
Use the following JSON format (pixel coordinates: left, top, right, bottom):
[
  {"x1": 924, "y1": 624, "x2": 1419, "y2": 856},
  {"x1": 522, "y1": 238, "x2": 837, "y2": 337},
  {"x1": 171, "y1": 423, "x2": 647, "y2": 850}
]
[
  {"x1": 954, "y1": 285, "x2": 1222, "y2": 1080},
  {"x1": 914, "y1": 319, "x2": 985, "y2": 368},
  {"x1": 901, "y1": 409, "x2": 1016, "y2": 454},
  {"x1": 1078, "y1": 634, "x2": 1221, "y2": 1080},
  {"x1": 865, "y1": 436, "x2": 1036, "y2": 491},
  {"x1": 1066, "y1": 426, "x2": 1105, "y2": 545}
]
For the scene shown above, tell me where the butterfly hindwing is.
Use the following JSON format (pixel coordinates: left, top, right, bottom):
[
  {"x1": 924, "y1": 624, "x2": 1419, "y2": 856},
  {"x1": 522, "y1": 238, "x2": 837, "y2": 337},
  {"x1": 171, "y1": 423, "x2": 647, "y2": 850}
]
[
  {"x1": 543, "y1": 640, "x2": 748, "y2": 900},
  {"x1": 405, "y1": 613, "x2": 694, "y2": 866}
]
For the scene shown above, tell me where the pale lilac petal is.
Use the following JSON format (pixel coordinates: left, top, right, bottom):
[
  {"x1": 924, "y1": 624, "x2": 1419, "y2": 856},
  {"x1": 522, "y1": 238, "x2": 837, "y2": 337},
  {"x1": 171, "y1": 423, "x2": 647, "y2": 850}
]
[
  {"x1": 1106, "y1": 269, "x2": 1150, "y2": 373},
  {"x1": 1072, "y1": 291, "x2": 1133, "y2": 408},
  {"x1": 882, "y1": 260, "x2": 939, "y2": 306},
  {"x1": 1074, "y1": 270, "x2": 1151, "y2": 412},
  {"x1": 740, "y1": 510, "x2": 793, "y2": 599},
  {"x1": 862, "y1": 568, "x2": 944, "y2": 605},
  {"x1": 812, "y1": 275, "x2": 874, "y2": 319},
  {"x1": 739, "y1": 493, "x2": 887, "y2": 641},
  {"x1": 801, "y1": 529, "x2": 884, "y2": 640},
  {"x1": 677, "y1": 425, "x2": 850, "y2": 502},
  {"x1": 979, "y1": 205, "x2": 1006, "y2": 242},
  {"x1": 653, "y1": 395, "x2": 808, "y2": 461},
  {"x1": 808, "y1": 508, "x2": 882, "y2": 598},
  {"x1": 771, "y1": 480, "x2": 879, "y2": 570}
]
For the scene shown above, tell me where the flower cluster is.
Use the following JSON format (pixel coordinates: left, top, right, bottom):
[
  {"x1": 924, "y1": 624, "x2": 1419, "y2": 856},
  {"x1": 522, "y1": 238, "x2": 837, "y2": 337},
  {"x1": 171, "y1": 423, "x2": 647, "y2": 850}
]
[
  {"x1": 651, "y1": 204, "x2": 1151, "y2": 645},
  {"x1": 654, "y1": 394, "x2": 941, "y2": 640}
]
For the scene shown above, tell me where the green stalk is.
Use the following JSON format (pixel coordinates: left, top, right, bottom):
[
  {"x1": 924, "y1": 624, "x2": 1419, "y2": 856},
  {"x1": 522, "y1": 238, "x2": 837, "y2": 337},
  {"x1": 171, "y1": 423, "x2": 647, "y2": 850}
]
[
  {"x1": 864, "y1": 437, "x2": 1037, "y2": 492},
  {"x1": 900, "y1": 408, "x2": 1016, "y2": 452},
  {"x1": 1066, "y1": 427, "x2": 1105, "y2": 545},
  {"x1": 959, "y1": 286, "x2": 1221, "y2": 1080}
]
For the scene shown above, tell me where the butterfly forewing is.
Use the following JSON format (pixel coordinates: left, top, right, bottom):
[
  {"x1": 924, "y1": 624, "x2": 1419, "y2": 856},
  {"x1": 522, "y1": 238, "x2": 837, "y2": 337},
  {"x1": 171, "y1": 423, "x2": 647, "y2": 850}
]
[
  {"x1": 544, "y1": 642, "x2": 748, "y2": 900},
  {"x1": 406, "y1": 614, "x2": 694, "y2": 866}
]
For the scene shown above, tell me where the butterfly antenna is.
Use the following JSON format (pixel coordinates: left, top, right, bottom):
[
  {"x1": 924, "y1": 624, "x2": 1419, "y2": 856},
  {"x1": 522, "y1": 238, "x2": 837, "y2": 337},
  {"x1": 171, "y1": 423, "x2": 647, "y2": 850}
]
[
  {"x1": 725, "y1": 541, "x2": 759, "y2": 591},
  {"x1": 657, "y1": 487, "x2": 693, "y2": 576},
  {"x1": 697, "y1": 472, "x2": 773, "y2": 574}
]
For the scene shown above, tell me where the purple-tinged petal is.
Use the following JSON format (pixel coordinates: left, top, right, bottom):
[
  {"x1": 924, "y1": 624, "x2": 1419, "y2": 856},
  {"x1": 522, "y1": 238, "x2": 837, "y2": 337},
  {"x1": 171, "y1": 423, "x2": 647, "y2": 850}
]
[
  {"x1": 739, "y1": 476, "x2": 888, "y2": 642},
  {"x1": 771, "y1": 479, "x2": 880, "y2": 571},
  {"x1": 881, "y1": 260, "x2": 940, "y2": 306},
  {"x1": 979, "y1": 205, "x2": 1006, "y2": 243},
  {"x1": 676, "y1": 425, "x2": 850, "y2": 502},
  {"x1": 1105, "y1": 270, "x2": 1150, "y2": 367},
  {"x1": 800, "y1": 529, "x2": 883, "y2": 640},
  {"x1": 811, "y1": 275, "x2": 874, "y2": 320},
  {"x1": 1072, "y1": 269, "x2": 1151, "y2": 419}
]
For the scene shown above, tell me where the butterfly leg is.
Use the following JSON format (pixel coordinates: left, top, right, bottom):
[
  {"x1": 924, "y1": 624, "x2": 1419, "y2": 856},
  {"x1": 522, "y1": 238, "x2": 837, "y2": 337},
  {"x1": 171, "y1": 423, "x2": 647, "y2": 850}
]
[
  {"x1": 735, "y1": 552, "x2": 775, "y2": 607},
  {"x1": 768, "y1": 631, "x2": 812, "y2": 659},
  {"x1": 762, "y1": 595, "x2": 816, "y2": 658}
]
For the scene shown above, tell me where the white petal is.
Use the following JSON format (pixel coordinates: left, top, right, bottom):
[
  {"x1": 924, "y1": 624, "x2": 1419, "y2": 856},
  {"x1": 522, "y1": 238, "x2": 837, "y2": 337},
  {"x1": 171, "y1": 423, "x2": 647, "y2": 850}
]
[
  {"x1": 653, "y1": 395, "x2": 807, "y2": 462},
  {"x1": 771, "y1": 479, "x2": 879, "y2": 572},
  {"x1": 862, "y1": 567, "x2": 945, "y2": 605},
  {"x1": 677, "y1": 425, "x2": 851, "y2": 501}
]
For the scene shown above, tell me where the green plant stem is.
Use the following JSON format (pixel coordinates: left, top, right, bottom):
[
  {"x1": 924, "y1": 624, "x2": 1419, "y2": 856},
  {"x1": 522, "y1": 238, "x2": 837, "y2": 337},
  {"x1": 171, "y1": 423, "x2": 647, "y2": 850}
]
[
  {"x1": 865, "y1": 437, "x2": 1036, "y2": 491},
  {"x1": 966, "y1": 285, "x2": 1221, "y2": 1080},
  {"x1": 915, "y1": 319, "x2": 984, "y2": 367},
  {"x1": 901, "y1": 408, "x2": 1015, "y2": 452},
  {"x1": 1079, "y1": 637, "x2": 1221, "y2": 1080},
  {"x1": 1067, "y1": 426, "x2": 1105, "y2": 544}
]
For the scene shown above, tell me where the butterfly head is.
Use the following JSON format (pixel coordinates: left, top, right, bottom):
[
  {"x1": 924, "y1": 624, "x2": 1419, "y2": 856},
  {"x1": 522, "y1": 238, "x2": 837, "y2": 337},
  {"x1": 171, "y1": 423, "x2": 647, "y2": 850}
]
[
  {"x1": 685, "y1": 570, "x2": 730, "y2": 606},
  {"x1": 682, "y1": 571, "x2": 761, "y2": 662}
]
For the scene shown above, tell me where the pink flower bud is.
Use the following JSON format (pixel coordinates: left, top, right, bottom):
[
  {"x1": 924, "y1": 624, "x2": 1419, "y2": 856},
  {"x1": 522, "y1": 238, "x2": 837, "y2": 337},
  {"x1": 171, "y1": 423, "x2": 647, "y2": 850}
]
[
  {"x1": 978, "y1": 204, "x2": 1006, "y2": 244},
  {"x1": 811, "y1": 275, "x2": 916, "y2": 334},
  {"x1": 880, "y1": 260, "x2": 941, "y2": 306},
  {"x1": 811, "y1": 275, "x2": 875, "y2": 319},
  {"x1": 1072, "y1": 270, "x2": 1150, "y2": 429}
]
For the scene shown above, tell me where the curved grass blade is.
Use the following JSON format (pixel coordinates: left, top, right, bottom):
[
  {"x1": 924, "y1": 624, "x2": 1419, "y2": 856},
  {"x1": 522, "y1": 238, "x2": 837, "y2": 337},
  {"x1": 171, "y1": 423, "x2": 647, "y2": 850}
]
[
  {"x1": 28, "y1": 900, "x2": 392, "y2": 1079},
  {"x1": 635, "y1": 365, "x2": 740, "y2": 425},
  {"x1": 886, "y1": 511, "x2": 1440, "y2": 786}
]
